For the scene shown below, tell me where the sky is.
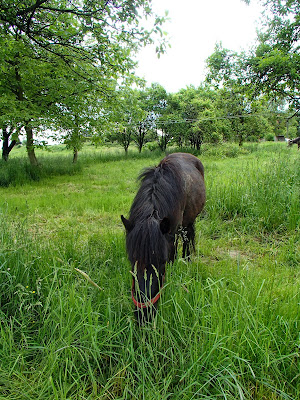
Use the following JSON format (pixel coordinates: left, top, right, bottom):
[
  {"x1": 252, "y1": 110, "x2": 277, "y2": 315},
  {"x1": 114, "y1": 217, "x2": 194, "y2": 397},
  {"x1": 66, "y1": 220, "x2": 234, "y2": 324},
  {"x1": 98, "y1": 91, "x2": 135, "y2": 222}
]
[{"x1": 135, "y1": 0, "x2": 264, "y2": 93}]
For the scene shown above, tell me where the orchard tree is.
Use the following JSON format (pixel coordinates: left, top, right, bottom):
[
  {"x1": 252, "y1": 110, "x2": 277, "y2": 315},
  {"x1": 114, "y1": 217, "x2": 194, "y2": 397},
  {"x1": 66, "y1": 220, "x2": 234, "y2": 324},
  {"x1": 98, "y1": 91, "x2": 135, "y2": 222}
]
[
  {"x1": 0, "y1": 79, "x2": 24, "y2": 160},
  {"x1": 0, "y1": 0, "x2": 167, "y2": 163},
  {"x1": 242, "y1": 0, "x2": 300, "y2": 142},
  {"x1": 135, "y1": 83, "x2": 168, "y2": 151},
  {"x1": 49, "y1": 69, "x2": 115, "y2": 162},
  {"x1": 205, "y1": 43, "x2": 278, "y2": 144},
  {"x1": 134, "y1": 83, "x2": 170, "y2": 151},
  {"x1": 158, "y1": 92, "x2": 186, "y2": 148},
  {"x1": 106, "y1": 87, "x2": 146, "y2": 153},
  {"x1": 1, "y1": 126, "x2": 21, "y2": 161},
  {"x1": 134, "y1": 114, "x2": 156, "y2": 153},
  {"x1": 205, "y1": 44, "x2": 252, "y2": 145},
  {"x1": 245, "y1": 0, "x2": 300, "y2": 109},
  {"x1": 162, "y1": 86, "x2": 223, "y2": 150}
]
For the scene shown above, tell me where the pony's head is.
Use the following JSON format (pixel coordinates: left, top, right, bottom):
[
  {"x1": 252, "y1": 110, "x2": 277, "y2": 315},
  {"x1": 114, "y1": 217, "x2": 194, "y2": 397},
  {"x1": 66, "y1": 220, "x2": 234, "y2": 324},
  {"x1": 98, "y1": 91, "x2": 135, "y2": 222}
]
[{"x1": 121, "y1": 214, "x2": 174, "y2": 324}]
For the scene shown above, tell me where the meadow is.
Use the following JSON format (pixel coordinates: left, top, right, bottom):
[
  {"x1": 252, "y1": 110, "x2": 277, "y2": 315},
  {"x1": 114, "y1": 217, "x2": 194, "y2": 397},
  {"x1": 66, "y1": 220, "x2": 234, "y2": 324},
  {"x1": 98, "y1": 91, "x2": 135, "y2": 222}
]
[{"x1": 0, "y1": 142, "x2": 299, "y2": 400}]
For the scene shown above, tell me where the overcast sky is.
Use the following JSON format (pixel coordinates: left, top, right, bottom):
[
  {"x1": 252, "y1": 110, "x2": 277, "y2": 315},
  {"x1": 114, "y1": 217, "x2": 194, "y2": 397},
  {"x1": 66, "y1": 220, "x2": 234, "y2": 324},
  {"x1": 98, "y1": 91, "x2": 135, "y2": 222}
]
[{"x1": 135, "y1": 0, "x2": 264, "y2": 93}]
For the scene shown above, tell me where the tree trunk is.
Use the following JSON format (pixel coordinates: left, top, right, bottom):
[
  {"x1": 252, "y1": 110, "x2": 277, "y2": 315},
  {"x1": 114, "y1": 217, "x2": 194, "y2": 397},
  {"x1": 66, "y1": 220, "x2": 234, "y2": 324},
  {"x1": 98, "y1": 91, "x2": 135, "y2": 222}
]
[
  {"x1": 158, "y1": 131, "x2": 167, "y2": 151},
  {"x1": 25, "y1": 124, "x2": 38, "y2": 166},
  {"x1": 73, "y1": 148, "x2": 78, "y2": 163},
  {"x1": 2, "y1": 127, "x2": 17, "y2": 161},
  {"x1": 137, "y1": 125, "x2": 144, "y2": 153},
  {"x1": 2, "y1": 127, "x2": 10, "y2": 161},
  {"x1": 238, "y1": 134, "x2": 243, "y2": 146},
  {"x1": 238, "y1": 116, "x2": 244, "y2": 146}
]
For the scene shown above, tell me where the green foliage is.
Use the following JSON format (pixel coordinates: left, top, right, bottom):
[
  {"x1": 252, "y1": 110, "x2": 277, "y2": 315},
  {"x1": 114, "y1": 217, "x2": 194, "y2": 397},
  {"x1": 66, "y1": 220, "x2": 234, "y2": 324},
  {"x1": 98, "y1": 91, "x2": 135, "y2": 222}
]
[
  {"x1": 0, "y1": 0, "x2": 167, "y2": 162},
  {"x1": 204, "y1": 42, "x2": 300, "y2": 147},
  {"x1": 106, "y1": 87, "x2": 148, "y2": 152},
  {"x1": 157, "y1": 86, "x2": 225, "y2": 151},
  {"x1": 206, "y1": 42, "x2": 241, "y2": 88},
  {"x1": 206, "y1": 131, "x2": 223, "y2": 144},
  {"x1": 135, "y1": 84, "x2": 168, "y2": 152},
  {"x1": 265, "y1": 133, "x2": 275, "y2": 141},
  {"x1": 144, "y1": 141, "x2": 160, "y2": 152},
  {"x1": 246, "y1": 135, "x2": 258, "y2": 142},
  {"x1": 246, "y1": 0, "x2": 300, "y2": 107}
]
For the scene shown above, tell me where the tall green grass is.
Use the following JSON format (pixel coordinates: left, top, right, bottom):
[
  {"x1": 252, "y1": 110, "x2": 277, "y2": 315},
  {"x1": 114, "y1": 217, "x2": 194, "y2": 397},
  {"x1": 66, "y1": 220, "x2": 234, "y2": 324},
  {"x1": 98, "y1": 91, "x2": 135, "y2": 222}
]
[
  {"x1": 206, "y1": 154, "x2": 299, "y2": 233},
  {"x1": 0, "y1": 141, "x2": 284, "y2": 187},
  {"x1": 0, "y1": 156, "x2": 82, "y2": 187},
  {"x1": 0, "y1": 145, "x2": 164, "y2": 187},
  {"x1": 0, "y1": 142, "x2": 299, "y2": 399}
]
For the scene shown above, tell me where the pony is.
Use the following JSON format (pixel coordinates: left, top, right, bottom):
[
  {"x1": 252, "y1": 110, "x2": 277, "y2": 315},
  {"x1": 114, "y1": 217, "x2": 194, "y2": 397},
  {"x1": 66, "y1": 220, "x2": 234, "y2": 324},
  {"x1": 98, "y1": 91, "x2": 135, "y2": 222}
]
[
  {"x1": 288, "y1": 136, "x2": 300, "y2": 149},
  {"x1": 121, "y1": 153, "x2": 206, "y2": 324}
]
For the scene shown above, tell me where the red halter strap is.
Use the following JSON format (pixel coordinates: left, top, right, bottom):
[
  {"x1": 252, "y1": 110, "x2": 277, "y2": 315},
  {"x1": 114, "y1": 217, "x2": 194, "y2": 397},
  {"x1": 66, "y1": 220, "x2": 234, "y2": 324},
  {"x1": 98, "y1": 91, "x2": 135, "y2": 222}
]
[{"x1": 131, "y1": 275, "x2": 165, "y2": 309}]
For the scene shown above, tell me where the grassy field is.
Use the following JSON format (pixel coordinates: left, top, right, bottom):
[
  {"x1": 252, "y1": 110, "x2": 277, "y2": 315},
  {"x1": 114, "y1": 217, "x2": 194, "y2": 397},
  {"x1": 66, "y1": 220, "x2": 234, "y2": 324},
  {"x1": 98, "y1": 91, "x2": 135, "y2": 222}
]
[{"x1": 0, "y1": 142, "x2": 299, "y2": 399}]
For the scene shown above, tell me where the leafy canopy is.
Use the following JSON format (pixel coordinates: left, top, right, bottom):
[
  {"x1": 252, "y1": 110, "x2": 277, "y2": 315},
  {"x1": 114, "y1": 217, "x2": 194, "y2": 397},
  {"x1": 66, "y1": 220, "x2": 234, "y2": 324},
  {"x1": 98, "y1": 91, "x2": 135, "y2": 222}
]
[
  {"x1": 245, "y1": 0, "x2": 300, "y2": 107},
  {"x1": 0, "y1": 0, "x2": 167, "y2": 158}
]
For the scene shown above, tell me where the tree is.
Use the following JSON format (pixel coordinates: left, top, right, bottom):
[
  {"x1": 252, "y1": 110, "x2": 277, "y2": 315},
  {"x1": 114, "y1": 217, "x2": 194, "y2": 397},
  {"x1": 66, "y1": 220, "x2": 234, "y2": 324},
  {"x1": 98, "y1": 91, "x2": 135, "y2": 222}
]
[
  {"x1": 206, "y1": 43, "x2": 243, "y2": 89},
  {"x1": 128, "y1": 83, "x2": 170, "y2": 151},
  {"x1": 134, "y1": 116, "x2": 156, "y2": 153},
  {"x1": 135, "y1": 84, "x2": 168, "y2": 152},
  {"x1": 1, "y1": 126, "x2": 21, "y2": 161},
  {"x1": 160, "y1": 86, "x2": 223, "y2": 151},
  {"x1": 106, "y1": 87, "x2": 146, "y2": 153},
  {"x1": 205, "y1": 43, "x2": 278, "y2": 145},
  {"x1": 158, "y1": 92, "x2": 185, "y2": 148},
  {"x1": 0, "y1": 0, "x2": 167, "y2": 163},
  {"x1": 206, "y1": 44, "x2": 252, "y2": 145},
  {"x1": 245, "y1": 0, "x2": 300, "y2": 108},
  {"x1": 48, "y1": 69, "x2": 114, "y2": 162}
]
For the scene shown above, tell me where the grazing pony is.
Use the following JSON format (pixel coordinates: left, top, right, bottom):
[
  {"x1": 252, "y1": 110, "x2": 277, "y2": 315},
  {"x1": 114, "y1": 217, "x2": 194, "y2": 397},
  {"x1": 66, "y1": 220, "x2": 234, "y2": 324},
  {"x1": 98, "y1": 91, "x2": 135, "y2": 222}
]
[
  {"x1": 288, "y1": 136, "x2": 300, "y2": 149},
  {"x1": 121, "y1": 153, "x2": 206, "y2": 324}
]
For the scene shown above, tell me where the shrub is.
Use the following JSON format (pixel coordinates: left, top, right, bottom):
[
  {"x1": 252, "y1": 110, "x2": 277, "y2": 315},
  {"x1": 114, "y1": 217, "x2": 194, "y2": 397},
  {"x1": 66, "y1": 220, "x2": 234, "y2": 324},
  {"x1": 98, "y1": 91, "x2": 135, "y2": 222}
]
[
  {"x1": 265, "y1": 133, "x2": 274, "y2": 141},
  {"x1": 144, "y1": 141, "x2": 160, "y2": 152},
  {"x1": 246, "y1": 135, "x2": 259, "y2": 142},
  {"x1": 208, "y1": 132, "x2": 223, "y2": 144}
]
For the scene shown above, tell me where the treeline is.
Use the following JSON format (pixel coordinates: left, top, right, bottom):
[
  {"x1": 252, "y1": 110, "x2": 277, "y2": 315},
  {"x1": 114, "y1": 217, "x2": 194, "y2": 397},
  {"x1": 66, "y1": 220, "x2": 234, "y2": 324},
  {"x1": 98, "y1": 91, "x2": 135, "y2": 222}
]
[
  {"x1": 101, "y1": 83, "x2": 298, "y2": 154},
  {"x1": 1, "y1": 0, "x2": 300, "y2": 164}
]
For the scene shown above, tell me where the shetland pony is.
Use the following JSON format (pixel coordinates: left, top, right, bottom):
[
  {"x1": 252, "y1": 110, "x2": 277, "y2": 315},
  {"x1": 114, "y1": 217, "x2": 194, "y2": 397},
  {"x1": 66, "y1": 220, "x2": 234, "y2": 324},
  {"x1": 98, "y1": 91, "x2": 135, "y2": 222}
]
[{"x1": 121, "y1": 153, "x2": 206, "y2": 324}]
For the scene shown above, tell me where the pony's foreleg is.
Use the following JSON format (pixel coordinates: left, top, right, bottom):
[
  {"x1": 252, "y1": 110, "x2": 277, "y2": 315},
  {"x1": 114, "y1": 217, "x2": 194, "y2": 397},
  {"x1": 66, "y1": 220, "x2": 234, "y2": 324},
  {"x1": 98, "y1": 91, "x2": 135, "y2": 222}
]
[
  {"x1": 174, "y1": 234, "x2": 179, "y2": 260},
  {"x1": 168, "y1": 234, "x2": 177, "y2": 263},
  {"x1": 182, "y1": 224, "x2": 195, "y2": 259}
]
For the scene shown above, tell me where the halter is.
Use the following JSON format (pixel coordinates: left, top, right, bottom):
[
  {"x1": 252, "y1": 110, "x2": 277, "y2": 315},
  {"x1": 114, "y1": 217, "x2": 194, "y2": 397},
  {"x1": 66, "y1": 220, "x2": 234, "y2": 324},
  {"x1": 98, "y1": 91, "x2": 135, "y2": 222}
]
[{"x1": 131, "y1": 274, "x2": 165, "y2": 309}]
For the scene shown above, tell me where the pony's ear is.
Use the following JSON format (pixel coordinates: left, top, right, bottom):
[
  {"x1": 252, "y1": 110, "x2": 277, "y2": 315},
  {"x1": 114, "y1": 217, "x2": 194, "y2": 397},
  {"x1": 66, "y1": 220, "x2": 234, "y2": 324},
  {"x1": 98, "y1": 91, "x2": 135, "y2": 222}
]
[
  {"x1": 160, "y1": 217, "x2": 170, "y2": 235},
  {"x1": 121, "y1": 215, "x2": 133, "y2": 232}
]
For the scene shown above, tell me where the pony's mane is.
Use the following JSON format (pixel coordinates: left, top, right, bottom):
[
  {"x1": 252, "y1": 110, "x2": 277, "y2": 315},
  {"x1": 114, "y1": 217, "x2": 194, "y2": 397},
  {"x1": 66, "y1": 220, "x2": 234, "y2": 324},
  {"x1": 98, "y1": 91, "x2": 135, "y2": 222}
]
[
  {"x1": 126, "y1": 161, "x2": 183, "y2": 270},
  {"x1": 126, "y1": 218, "x2": 167, "y2": 269},
  {"x1": 130, "y1": 162, "x2": 183, "y2": 223}
]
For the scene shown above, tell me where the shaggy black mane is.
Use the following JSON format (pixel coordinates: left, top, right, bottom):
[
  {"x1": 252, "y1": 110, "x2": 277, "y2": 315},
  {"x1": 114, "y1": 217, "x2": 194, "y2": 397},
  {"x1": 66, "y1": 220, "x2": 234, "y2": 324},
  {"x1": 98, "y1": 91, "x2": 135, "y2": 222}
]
[
  {"x1": 131, "y1": 162, "x2": 183, "y2": 223},
  {"x1": 126, "y1": 161, "x2": 184, "y2": 270}
]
